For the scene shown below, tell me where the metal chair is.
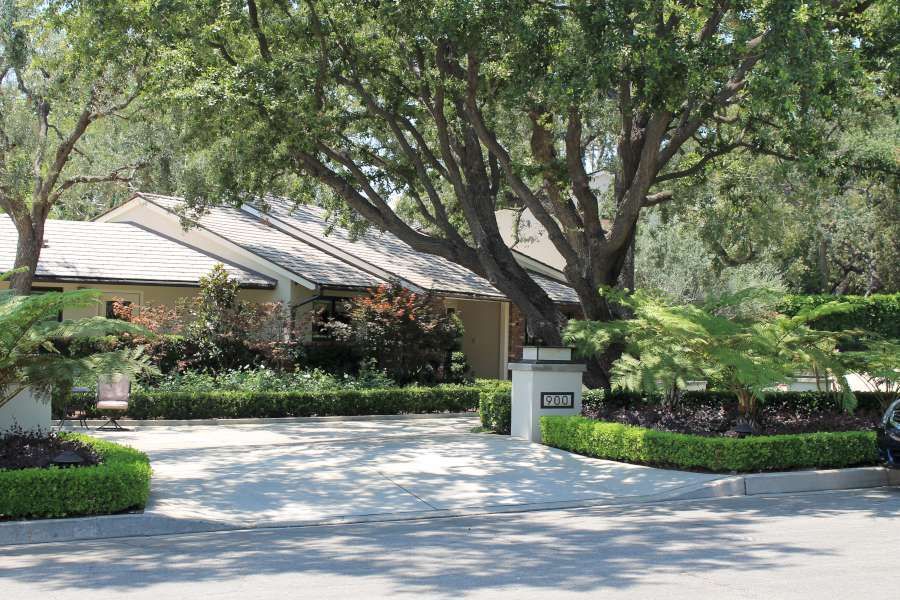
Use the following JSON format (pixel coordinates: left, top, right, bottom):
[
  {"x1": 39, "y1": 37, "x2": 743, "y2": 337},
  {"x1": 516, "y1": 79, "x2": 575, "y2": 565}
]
[
  {"x1": 96, "y1": 375, "x2": 131, "y2": 431},
  {"x1": 57, "y1": 387, "x2": 92, "y2": 429}
]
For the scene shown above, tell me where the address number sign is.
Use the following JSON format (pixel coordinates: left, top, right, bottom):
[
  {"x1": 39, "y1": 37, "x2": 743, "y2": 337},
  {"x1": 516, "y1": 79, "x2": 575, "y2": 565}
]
[{"x1": 540, "y1": 392, "x2": 575, "y2": 409}]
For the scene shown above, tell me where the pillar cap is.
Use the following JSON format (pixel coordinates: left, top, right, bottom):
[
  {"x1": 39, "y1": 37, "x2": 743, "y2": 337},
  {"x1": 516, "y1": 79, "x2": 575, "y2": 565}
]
[{"x1": 508, "y1": 362, "x2": 587, "y2": 372}]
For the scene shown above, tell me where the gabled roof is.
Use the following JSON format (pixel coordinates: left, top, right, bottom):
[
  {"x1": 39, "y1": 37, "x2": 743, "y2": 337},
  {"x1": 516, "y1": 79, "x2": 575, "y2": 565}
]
[
  {"x1": 0, "y1": 215, "x2": 275, "y2": 288},
  {"x1": 256, "y1": 198, "x2": 581, "y2": 303},
  {"x1": 137, "y1": 194, "x2": 380, "y2": 290},
  {"x1": 130, "y1": 192, "x2": 580, "y2": 303},
  {"x1": 257, "y1": 197, "x2": 506, "y2": 299}
]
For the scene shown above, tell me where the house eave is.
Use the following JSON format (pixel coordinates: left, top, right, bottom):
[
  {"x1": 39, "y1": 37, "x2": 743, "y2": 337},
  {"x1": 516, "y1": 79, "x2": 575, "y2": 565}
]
[{"x1": 28, "y1": 275, "x2": 276, "y2": 289}]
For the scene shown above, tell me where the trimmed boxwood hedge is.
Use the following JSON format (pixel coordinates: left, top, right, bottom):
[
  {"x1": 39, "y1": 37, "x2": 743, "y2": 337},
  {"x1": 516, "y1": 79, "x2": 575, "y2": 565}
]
[
  {"x1": 477, "y1": 380, "x2": 512, "y2": 433},
  {"x1": 778, "y1": 293, "x2": 900, "y2": 339},
  {"x1": 541, "y1": 415, "x2": 879, "y2": 473},
  {"x1": 127, "y1": 384, "x2": 480, "y2": 420},
  {"x1": 0, "y1": 434, "x2": 151, "y2": 519}
]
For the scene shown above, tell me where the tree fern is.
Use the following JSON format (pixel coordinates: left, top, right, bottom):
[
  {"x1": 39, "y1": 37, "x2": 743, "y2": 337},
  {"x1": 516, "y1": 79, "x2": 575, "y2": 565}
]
[
  {"x1": 565, "y1": 287, "x2": 855, "y2": 428},
  {"x1": 1, "y1": 272, "x2": 157, "y2": 409}
]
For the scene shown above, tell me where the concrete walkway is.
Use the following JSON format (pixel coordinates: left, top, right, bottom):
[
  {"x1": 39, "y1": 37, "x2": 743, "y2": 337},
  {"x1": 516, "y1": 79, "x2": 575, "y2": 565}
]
[{"x1": 85, "y1": 416, "x2": 720, "y2": 528}]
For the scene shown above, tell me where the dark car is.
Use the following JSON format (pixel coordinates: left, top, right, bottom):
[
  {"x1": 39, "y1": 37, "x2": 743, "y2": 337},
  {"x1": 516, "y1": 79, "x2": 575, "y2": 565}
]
[{"x1": 876, "y1": 399, "x2": 900, "y2": 468}]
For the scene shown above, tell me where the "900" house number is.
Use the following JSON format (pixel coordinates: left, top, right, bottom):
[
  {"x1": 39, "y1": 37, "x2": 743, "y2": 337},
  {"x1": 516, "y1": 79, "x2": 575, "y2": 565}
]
[{"x1": 540, "y1": 392, "x2": 575, "y2": 409}]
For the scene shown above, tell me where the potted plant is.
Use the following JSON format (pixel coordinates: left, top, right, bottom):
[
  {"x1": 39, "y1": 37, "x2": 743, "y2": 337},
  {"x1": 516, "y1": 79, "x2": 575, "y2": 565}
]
[{"x1": 1, "y1": 270, "x2": 154, "y2": 433}]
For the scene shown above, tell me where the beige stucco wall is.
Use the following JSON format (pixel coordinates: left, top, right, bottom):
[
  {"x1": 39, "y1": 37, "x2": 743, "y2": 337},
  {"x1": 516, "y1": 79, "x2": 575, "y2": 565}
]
[
  {"x1": 0, "y1": 281, "x2": 279, "y2": 319},
  {"x1": 446, "y1": 298, "x2": 506, "y2": 379}
]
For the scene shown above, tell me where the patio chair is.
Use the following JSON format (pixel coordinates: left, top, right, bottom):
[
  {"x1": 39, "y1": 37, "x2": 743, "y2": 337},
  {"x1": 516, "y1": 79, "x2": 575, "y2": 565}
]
[{"x1": 96, "y1": 374, "x2": 131, "y2": 431}]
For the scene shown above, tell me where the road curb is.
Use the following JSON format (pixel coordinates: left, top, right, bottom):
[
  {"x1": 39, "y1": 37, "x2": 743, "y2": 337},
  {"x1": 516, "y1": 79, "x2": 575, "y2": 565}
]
[
  {"x1": 58, "y1": 412, "x2": 477, "y2": 428},
  {"x1": 2, "y1": 466, "x2": 895, "y2": 547},
  {"x1": 668, "y1": 466, "x2": 899, "y2": 501}
]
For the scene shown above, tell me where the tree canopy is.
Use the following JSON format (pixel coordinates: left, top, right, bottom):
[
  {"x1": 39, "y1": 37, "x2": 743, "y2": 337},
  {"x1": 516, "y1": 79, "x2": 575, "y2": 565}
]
[
  {"x1": 0, "y1": 0, "x2": 158, "y2": 293},
  {"x1": 4, "y1": 0, "x2": 895, "y2": 386}
]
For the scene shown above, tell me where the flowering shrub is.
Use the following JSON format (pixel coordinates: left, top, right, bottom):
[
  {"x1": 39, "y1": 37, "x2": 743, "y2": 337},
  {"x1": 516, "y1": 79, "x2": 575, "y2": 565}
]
[
  {"x1": 114, "y1": 264, "x2": 295, "y2": 372},
  {"x1": 323, "y1": 282, "x2": 466, "y2": 384}
]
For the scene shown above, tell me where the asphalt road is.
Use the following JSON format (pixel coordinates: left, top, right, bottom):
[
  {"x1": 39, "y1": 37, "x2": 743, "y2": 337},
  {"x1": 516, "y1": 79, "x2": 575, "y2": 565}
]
[{"x1": 1, "y1": 488, "x2": 897, "y2": 599}]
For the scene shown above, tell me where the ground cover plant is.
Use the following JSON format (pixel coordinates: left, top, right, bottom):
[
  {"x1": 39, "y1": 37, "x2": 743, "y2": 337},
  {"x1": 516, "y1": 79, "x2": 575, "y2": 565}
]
[
  {"x1": 136, "y1": 366, "x2": 397, "y2": 394},
  {"x1": 580, "y1": 392, "x2": 883, "y2": 437},
  {"x1": 0, "y1": 429, "x2": 101, "y2": 470}
]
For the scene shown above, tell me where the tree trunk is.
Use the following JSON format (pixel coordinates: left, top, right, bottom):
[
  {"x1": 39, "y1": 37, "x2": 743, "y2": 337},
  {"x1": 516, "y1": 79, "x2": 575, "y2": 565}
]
[{"x1": 8, "y1": 219, "x2": 44, "y2": 295}]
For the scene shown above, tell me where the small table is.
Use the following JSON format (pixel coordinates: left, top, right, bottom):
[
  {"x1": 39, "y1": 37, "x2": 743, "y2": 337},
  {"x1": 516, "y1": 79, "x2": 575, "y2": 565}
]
[{"x1": 57, "y1": 387, "x2": 92, "y2": 429}]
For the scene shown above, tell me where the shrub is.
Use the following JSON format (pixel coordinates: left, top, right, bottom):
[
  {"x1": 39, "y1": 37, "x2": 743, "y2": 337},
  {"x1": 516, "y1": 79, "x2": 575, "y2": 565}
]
[
  {"x1": 0, "y1": 434, "x2": 151, "y2": 519},
  {"x1": 778, "y1": 293, "x2": 900, "y2": 339},
  {"x1": 322, "y1": 282, "x2": 466, "y2": 385},
  {"x1": 478, "y1": 380, "x2": 512, "y2": 433},
  {"x1": 565, "y1": 287, "x2": 855, "y2": 429},
  {"x1": 126, "y1": 384, "x2": 481, "y2": 419},
  {"x1": 113, "y1": 264, "x2": 295, "y2": 373},
  {"x1": 541, "y1": 415, "x2": 879, "y2": 473},
  {"x1": 480, "y1": 388, "x2": 886, "y2": 435}
]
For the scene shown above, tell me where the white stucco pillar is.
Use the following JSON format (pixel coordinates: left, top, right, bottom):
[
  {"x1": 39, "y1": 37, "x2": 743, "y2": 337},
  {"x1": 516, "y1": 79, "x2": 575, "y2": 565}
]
[
  {"x1": 509, "y1": 347, "x2": 586, "y2": 443},
  {"x1": 0, "y1": 387, "x2": 52, "y2": 434}
]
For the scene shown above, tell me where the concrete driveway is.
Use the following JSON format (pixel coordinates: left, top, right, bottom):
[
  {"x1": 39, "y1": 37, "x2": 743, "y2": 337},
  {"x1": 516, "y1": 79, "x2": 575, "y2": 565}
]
[{"x1": 85, "y1": 415, "x2": 721, "y2": 530}]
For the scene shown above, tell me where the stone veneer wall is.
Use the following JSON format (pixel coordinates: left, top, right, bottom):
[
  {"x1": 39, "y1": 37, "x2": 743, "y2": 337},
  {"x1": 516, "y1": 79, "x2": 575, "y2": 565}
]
[{"x1": 507, "y1": 304, "x2": 526, "y2": 362}]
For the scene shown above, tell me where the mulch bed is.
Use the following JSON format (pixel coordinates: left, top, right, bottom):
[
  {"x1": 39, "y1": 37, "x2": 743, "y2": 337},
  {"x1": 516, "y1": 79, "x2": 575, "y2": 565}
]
[
  {"x1": 0, "y1": 430, "x2": 102, "y2": 470},
  {"x1": 582, "y1": 399, "x2": 882, "y2": 437}
]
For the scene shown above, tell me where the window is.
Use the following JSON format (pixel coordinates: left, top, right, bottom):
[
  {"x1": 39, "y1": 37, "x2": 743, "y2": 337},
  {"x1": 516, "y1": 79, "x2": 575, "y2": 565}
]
[
  {"x1": 310, "y1": 297, "x2": 351, "y2": 339},
  {"x1": 30, "y1": 287, "x2": 64, "y2": 322},
  {"x1": 106, "y1": 300, "x2": 132, "y2": 320}
]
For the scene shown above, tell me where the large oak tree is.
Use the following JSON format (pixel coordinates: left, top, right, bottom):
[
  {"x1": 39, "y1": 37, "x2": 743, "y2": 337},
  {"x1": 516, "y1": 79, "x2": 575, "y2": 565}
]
[
  {"x1": 110, "y1": 0, "x2": 889, "y2": 385},
  {"x1": 0, "y1": 1, "x2": 149, "y2": 294}
]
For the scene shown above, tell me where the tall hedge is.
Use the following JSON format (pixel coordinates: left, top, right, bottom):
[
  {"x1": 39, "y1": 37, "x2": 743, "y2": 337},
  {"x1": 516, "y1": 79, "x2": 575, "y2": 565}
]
[
  {"x1": 778, "y1": 293, "x2": 900, "y2": 339},
  {"x1": 541, "y1": 415, "x2": 879, "y2": 473},
  {"x1": 127, "y1": 384, "x2": 480, "y2": 419}
]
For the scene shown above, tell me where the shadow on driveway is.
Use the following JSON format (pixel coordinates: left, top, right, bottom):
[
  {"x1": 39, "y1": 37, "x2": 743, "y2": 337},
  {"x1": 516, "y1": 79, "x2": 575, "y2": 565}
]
[{"x1": 2, "y1": 489, "x2": 897, "y2": 597}]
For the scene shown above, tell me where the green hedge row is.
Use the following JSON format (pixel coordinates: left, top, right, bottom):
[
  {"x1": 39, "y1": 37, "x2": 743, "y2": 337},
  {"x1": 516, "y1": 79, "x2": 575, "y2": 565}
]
[
  {"x1": 778, "y1": 293, "x2": 900, "y2": 339},
  {"x1": 477, "y1": 380, "x2": 512, "y2": 434},
  {"x1": 127, "y1": 384, "x2": 481, "y2": 419},
  {"x1": 541, "y1": 415, "x2": 879, "y2": 473},
  {"x1": 479, "y1": 389, "x2": 885, "y2": 434},
  {"x1": 0, "y1": 434, "x2": 151, "y2": 519},
  {"x1": 583, "y1": 389, "x2": 886, "y2": 413}
]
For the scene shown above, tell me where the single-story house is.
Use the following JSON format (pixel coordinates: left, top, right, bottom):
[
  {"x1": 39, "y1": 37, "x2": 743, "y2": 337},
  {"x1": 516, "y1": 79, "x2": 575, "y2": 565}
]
[{"x1": 1, "y1": 193, "x2": 580, "y2": 378}]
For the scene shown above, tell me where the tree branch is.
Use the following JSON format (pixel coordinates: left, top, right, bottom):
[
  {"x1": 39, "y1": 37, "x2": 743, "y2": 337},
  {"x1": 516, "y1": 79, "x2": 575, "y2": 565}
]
[
  {"x1": 246, "y1": 0, "x2": 272, "y2": 62},
  {"x1": 49, "y1": 161, "x2": 147, "y2": 205}
]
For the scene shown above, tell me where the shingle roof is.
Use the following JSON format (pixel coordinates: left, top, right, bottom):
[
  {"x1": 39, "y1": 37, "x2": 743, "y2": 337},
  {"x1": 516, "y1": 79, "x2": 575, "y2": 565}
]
[
  {"x1": 138, "y1": 194, "x2": 380, "y2": 289},
  {"x1": 0, "y1": 215, "x2": 275, "y2": 288},
  {"x1": 530, "y1": 272, "x2": 581, "y2": 305},
  {"x1": 134, "y1": 192, "x2": 580, "y2": 303},
  {"x1": 258, "y1": 198, "x2": 510, "y2": 299}
]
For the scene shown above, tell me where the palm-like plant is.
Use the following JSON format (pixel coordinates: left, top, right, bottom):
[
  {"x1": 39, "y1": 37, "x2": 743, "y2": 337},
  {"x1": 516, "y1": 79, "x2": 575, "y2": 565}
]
[
  {"x1": 1, "y1": 271, "x2": 156, "y2": 410},
  {"x1": 565, "y1": 288, "x2": 854, "y2": 431}
]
